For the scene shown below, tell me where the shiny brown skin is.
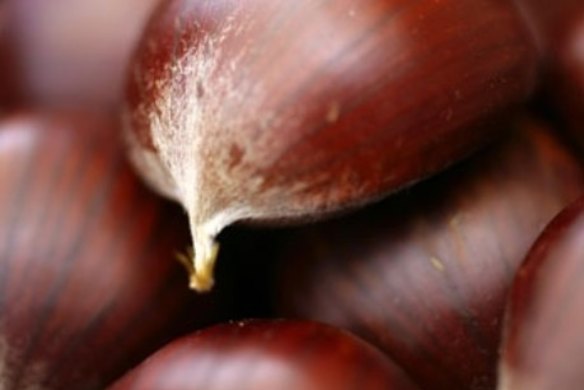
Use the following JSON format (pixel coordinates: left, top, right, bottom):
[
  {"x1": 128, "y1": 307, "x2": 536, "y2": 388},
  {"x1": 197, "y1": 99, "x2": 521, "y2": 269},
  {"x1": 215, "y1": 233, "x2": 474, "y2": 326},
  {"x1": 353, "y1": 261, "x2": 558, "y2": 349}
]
[
  {"x1": 516, "y1": 0, "x2": 584, "y2": 137},
  {"x1": 499, "y1": 196, "x2": 584, "y2": 390},
  {"x1": 274, "y1": 120, "x2": 584, "y2": 390},
  {"x1": 109, "y1": 320, "x2": 420, "y2": 390},
  {"x1": 0, "y1": 113, "x2": 227, "y2": 389},
  {"x1": 516, "y1": 0, "x2": 583, "y2": 49},
  {"x1": 554, "y1": 14, "x2": 584, "y2": 137},
  {"x1": 0, "y1": 2, "x2": 19, "y2": 109},
  {"x1": 0, "y1": 0, "x2": 160, "y2": 108},
  {"x1": 126, "y1": 0, "x2": 537, "y2": 228}
]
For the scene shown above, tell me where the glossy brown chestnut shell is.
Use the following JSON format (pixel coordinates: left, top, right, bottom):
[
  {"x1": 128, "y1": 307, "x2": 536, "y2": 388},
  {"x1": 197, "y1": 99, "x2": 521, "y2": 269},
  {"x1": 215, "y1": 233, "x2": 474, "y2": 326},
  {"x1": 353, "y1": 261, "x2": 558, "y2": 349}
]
[
  {"x1": 0, "y1": 3, "x2": 19, "y2": 109},
  {"x1": 553, "y1": 12, "x2": 584, "y2": 136},
  {"x1": 273, "y1": 119, "x2": 584, "y2": 390},
  {"x1": 0, "y1": 112, "x2": 227, "y2": 389},
  {"x1": 499, "y1": 196, "x2": 584, "y2": 390},
  {"x1": 516, "y1": 0, "x2": 584, "y2": 137},
  {"x1": 109, "y1": 319, "x2": 420, "y2": 390},
  {"x1": 124, "y1": 0, "x2": 538, "y2": 290}
]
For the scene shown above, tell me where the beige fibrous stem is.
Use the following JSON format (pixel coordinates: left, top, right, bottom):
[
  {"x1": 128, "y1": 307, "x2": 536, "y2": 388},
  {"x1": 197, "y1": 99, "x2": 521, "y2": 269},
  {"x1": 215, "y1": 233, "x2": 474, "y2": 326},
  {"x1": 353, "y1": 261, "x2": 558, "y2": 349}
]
[{"x1": 176, "y1": 228, "x2": 219, "y2": 292}]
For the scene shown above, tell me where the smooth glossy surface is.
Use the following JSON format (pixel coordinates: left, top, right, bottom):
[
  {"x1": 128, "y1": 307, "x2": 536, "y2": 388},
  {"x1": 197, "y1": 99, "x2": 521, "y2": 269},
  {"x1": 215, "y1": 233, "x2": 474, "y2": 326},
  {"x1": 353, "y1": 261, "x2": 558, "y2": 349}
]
[
  {"x1": 0, "y1": 2, "x2": 19, "y2": 109},
  {"x1": 556, "y1": 13, "x2": 584, "y2": 136},
  {"x1": 125, "y1": 0, "x2": 538, "y2": 290},
  {"x1": 0, "y1": 112, "x2": 227, "y2": 389},
  {"x1": 109, "y1": 319, "x2": 419, "y2": 390},
  {"x1": 499, "y1": 196, "x2": 584, "y2": 390},
  {"x1": 1, "y1": 0, "x2": 160, "y2": 108},
  {"x1": 274, "y1": 119, "x2": 584, "y2": 390},
  {"x1": 516, "y1": 0, "x2": 584, "y2": 136}
]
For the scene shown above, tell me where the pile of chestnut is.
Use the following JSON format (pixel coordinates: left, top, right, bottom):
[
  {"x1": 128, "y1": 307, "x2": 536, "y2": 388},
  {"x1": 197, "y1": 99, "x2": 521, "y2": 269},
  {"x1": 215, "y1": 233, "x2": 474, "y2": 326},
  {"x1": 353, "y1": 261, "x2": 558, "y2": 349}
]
[{"x1": 0, "y1": 0, "x2": 583, "y2": 389}]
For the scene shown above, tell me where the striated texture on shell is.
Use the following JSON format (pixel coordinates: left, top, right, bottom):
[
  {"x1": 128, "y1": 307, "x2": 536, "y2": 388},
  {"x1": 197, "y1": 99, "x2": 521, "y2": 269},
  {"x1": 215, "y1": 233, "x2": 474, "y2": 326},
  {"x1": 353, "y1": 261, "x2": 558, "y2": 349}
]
[
  {"x1": 124, "y1": 0, "x2": 538, "y2": 289},
  {"x1": 0, "y1": 112, "x2": 228, "y2": 389},
  {"x1": 273, "y1": 119, "x2": 584, "y2": 390}
]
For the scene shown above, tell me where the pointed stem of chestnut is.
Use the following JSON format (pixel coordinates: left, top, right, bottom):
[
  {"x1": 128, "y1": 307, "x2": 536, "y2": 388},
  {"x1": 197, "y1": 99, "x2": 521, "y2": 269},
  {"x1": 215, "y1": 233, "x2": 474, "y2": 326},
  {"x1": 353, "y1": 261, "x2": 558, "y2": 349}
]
[
  {"x1": 125, "y1": 0, "x2": 538, "y2": 289},
  {"x1": 177, "y1": 225, "x2": 219, "y2": 291}
]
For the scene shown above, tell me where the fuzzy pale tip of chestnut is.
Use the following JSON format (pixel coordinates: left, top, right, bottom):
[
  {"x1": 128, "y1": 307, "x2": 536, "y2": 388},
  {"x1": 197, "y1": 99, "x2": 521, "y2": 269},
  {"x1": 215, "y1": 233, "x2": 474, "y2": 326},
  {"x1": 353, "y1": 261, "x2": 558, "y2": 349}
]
[
  {"x1": 124, "y1": 0, "x2": 541, "y2": 293},
  {"x1": 175, "y1": 228, "x2": 219, "y2": 292},
  {"x1": 123, "y1": 114, "x2": 225, "y2": 292}
]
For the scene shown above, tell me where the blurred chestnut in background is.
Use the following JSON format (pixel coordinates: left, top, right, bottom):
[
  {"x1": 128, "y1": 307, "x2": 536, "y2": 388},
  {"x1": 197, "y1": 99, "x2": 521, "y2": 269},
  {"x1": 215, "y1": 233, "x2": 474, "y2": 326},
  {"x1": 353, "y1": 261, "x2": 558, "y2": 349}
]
[
  {"x1": 0, "y1": 112, "x2": 230, "y2": 389},
  {"x1": 0, "y1": 2, "x2": 19, "y2": 109},
  {"x1": 109, "y1": 319, "x2": 419, "y2": 390},
  {"x1": 274, "y1": 119, "x2": 584, "y2": 390},
  {"x1": 516, "y1": 0, "x2": 584, "y2": 136},
  {"x1": 553, "y1": 12, "x2": 584, "y2": 136},
  {"x1": 499, "y1": 196, "x2": 584, "y2": 390},
  {"x1": 0, "y1": 0, "x2": 161, "y2": 109}
]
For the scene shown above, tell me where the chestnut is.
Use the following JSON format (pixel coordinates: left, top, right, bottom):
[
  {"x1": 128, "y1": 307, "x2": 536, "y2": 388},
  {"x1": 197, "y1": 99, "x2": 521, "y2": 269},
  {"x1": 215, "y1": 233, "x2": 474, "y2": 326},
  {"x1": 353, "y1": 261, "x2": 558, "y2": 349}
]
[
  {"x1": 0, "y1": 0, "x2": 161, "y2": 108},
  {"x1": 0, "y1": 2, "x2": 19, "y2": 109},
  {"x1": 553, "y1": 12, "x2": 584, "y2": 136},
  {"x1": 124, "y1": 0, "x2": 538, "y2": 290},
  {"x1": 0, "y1": 112, "x2": 229, "y2": 389},
  {"x1": 109, "y1": 319, "x2": 420, "y2": 390},
  {"x1": 273, "y1": 119, "x2": 584, "y2": 390},
  {"x1": 499, "y1": 196, "x2": 584, "y2": 390},
  {"x1": 515, "y1": 0, "x2": 584, "y2": 137}
]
